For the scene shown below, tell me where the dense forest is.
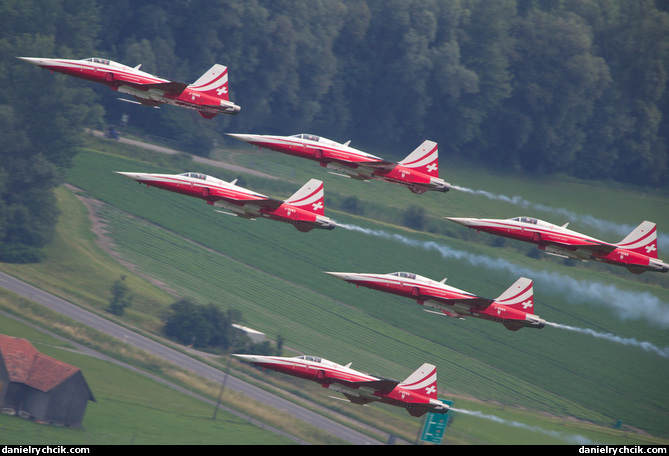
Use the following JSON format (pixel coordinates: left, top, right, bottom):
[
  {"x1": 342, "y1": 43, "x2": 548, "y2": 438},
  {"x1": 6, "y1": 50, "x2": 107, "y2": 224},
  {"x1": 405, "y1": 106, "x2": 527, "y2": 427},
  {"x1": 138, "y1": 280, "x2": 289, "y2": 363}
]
[{"x1": 1, "y1": 0, "x2": 668, "y2": 261}]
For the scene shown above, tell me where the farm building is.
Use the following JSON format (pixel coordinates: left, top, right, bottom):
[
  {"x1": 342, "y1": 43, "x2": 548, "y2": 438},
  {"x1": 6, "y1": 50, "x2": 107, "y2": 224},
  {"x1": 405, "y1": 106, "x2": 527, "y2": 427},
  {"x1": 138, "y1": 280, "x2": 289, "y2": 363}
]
[{"x1": 0, "y1": 334, "x2": 95, "y2": 427}]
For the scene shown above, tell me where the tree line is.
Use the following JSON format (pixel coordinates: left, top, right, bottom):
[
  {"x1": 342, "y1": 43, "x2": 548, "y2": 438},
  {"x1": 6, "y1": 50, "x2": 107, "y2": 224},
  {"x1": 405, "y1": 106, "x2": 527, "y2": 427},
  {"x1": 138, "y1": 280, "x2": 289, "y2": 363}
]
[
  {"x1": 0, "y1": 0, "x2": 668, "y2": 262},
  {"x1": 106, "y1": 275, "x2": 281, "y2": 354}
]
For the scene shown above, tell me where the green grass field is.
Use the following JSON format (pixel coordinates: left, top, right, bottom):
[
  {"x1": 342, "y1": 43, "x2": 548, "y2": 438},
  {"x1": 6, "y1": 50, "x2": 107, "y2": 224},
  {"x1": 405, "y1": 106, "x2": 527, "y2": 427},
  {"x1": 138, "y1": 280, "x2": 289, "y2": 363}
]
[{"x1": 1, "y1": 134, "x2": 667, "y2": 444}]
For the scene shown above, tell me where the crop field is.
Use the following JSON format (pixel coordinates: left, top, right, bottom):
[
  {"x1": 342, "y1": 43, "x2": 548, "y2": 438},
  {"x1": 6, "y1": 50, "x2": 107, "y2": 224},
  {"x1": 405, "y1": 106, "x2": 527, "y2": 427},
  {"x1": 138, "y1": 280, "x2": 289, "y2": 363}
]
[{"x1": 2, "y1": 135, "x2": 667, "y2": 444}]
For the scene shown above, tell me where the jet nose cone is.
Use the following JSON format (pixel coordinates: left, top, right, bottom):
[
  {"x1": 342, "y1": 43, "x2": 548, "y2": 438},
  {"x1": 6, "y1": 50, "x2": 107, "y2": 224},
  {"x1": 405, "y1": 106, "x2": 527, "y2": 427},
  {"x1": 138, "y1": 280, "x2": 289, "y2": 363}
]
[
  {"x1": 324, "y1": 272, "x2": 356, "y2": 282},
  {"x1": 17, "y1": 57, "x2": 47, "y2": 67},
  {"x1": 445, "y1": 217, "x2": 474, "y2": 226},
  {"x1": 115, "y1": 171, "x2": 148, "y2": 182},
  {"x1": 226, "y1": 133, "x2": 259, "y2": 144},
  {"x1": 231, "y1": 354, "x2": 252, "y2": 361},
  {"x1": 231, "y1": 354, "x2": 266, "y2": 364}
]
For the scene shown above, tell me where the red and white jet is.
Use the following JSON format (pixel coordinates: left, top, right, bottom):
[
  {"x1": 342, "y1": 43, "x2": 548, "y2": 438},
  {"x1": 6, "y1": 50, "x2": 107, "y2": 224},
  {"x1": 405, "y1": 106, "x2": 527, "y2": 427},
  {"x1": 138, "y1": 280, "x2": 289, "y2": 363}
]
[
  {"x1": 326, "y1": 272, "x2": 545, "y2": 331},
  {"x1": 116, "y1": 171, "x2": 335, "y2": 232},
  {"x1": 233, "y1": 354, "x2": 449, "y2": 417},
  {"x1": 447, "y1": 216, "x2": 668, "y2": 274},
  {"x1": 227, "y1": 133, "x2": 450, "y2": 194},
  {"x1": 19, "y1": 56, "x2": 240, "y2": 118}
]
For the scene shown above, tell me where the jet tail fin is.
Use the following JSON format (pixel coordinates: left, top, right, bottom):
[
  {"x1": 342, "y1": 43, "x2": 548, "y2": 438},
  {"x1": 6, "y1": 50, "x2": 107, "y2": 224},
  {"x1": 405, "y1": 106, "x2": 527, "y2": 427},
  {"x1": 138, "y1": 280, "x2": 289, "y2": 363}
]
[
  {"x1": 398, "y1": 140, "x2": 439, "y2": 177},
  {"x1": 615, "y1": 221, "x2": 658, "y2": 258},
  {"x1": 494, "y1": 277, "x2": 535, "y2": 314},
  {"x1": 284, "y1": 179, "x2": 326, "y2": 216},
  {"x1": 188, "y1": 64, "x2": 230, "y2": 101},
  {"x1": 400, "y1": 363, "x2": 438, "y2": 399}
]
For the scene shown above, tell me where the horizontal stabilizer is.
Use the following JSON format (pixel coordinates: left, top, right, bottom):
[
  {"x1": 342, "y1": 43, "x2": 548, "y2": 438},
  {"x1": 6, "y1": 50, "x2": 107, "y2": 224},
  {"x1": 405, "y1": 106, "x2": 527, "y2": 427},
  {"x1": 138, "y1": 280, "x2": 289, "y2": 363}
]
[{"x1": 503, "y1": 321, "x2": 524, "y2": 331}]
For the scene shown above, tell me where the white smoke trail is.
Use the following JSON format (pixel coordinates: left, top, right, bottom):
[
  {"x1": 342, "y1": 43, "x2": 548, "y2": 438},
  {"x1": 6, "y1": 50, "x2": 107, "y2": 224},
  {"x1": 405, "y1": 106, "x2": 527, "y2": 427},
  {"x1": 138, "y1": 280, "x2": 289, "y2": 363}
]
[
  {"x1": 339, "y1": 223, "x2": 669, "y2": 331},
  {"x1": 450, "y1": 407, "x2": 597, "y2": 444},
  {"x1": 451, "y1": 185, "x2": 669, "y2": 248},
  {"x1": 545, "y1": 322, "x2": 669, "y2": 359}
]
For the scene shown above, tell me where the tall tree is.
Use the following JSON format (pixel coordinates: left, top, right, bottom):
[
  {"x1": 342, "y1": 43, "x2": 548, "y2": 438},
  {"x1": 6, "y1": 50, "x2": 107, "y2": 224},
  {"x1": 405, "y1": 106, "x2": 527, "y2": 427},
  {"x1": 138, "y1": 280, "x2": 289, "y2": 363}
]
[
  {"x1": 582, "y1": 0, "x2": 669, "y2": 186},
  {"x1": 0, "y1": 0, "x2": 102, "y2": 262},
  {"x1": 486, "y1": 8, "x2": 610, "y2": 173}
]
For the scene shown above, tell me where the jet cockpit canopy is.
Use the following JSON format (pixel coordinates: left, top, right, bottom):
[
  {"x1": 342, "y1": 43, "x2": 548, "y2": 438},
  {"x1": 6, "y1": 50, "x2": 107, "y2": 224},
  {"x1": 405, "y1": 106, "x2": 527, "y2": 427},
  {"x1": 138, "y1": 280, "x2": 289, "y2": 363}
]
[
  {"x1": 509, "y1": 216, "x2": 538, "y2": 225},
  {"x1": 180, "y1": 172, "x2": 210, "y2": 180},
  {"x1": 292, "y1": 133, "x2": 321, "y2": 142},
  {"x1": 295, "y1": 355, "x2": 352, "y2": 370},
  {"x1": 388, "y1": 271, "x2": 434, "y2": 283}
]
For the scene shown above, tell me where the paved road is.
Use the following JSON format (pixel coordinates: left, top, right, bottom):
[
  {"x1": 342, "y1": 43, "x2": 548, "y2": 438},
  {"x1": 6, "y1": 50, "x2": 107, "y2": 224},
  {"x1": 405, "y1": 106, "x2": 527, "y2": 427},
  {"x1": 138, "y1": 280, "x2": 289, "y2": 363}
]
[
  {"x1": 0, "y1": 270, "x2": 386, "y2": 445},
  {"x1": 91, "y1": 130, "x2": 281, "y2": 180}
]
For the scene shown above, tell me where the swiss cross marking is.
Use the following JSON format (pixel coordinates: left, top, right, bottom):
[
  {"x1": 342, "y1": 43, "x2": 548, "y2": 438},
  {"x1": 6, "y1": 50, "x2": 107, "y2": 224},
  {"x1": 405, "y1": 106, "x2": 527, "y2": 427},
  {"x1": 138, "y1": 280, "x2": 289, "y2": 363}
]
[
  {"x1": 312, "y1": 201, "x2": 323, "y2": 211},
  {"x1": 425, "y1": 385, "x2": 436, "y2": 395},
  {"x1": 646, "y1": 244, "x2": 657, "y2": 254},
  {"x1": 522, "y1": 300, "x2": 533, "y2": 309},
  {"x1": 216, "y1": 86, "x2": 228, "y2": 96},
  {"x1": 426, "y1": 163, "x2": 437, "y2": 173}
]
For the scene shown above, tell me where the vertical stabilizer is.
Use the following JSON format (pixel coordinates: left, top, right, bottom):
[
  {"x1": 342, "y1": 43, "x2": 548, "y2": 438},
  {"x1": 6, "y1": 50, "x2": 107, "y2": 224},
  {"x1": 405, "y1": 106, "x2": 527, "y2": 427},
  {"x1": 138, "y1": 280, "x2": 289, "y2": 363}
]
[
  {"x1": 284, "y1": 179, "x2": 326, "y2": 215},
  {"x1": 616, "y1": 221, "x2": 658, "y2": 258},
  {"x1": 188, "y1": 64, "x2": 230, "y2": 101},
  {"x1": 398, "y1": 140, "x2": 439, "y2": 177},
  {"x1": 494, "y1": 277, "x2": 535, "y2": 314},
  {"x1": 400, "y1": 363, "x2": 438, "y2": 399}
]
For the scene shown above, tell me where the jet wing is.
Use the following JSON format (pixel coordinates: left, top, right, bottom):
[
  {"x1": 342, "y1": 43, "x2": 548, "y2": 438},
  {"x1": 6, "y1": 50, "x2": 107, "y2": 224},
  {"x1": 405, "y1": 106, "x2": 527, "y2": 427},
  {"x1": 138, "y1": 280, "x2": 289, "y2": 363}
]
[
  {"x1": 542, "y1": 239, "x2": 617, "y2": 254},
  {"x1": 305, "y1": 145, "x2": 390, "y2": 168},
  {"x1": 421, "y1": 294, "x2": 495, "y2": 309},
  {"x1": 208, "y1": 188, "x2": 284, "y2": 210},
  {"x1": 332, "y1": 157, "x2": 396, "y2": 172},
  {"x1": 358, "y1": 160, "x2": 398, "y2": 172},
  {"x1": 119, "y1": 80, "x2": 188, "y2": 96},
  {"x1": 336, "y1": 378, "x2": 400, "y2": 394}
]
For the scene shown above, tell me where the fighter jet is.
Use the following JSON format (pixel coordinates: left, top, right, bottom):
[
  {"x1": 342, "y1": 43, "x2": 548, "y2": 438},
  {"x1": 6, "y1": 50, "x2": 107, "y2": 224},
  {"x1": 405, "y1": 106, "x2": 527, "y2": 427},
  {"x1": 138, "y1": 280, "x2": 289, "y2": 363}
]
[
  {"x1": 447, "y1": 216, "x2": 668, "y2": 274},
  {"x1": 116, "y1": 171, "x2": 335, "y2": 232},
  {"x1": 326, "y1": 272, "x2": 545, "y2": 331},
  {"x1": 226, "y1": 133, "x2": 450, "y2": 194},
  {"x1": 18, "y1": 57, "x2": 240, "y2": 118},
  {"x1": 233, "y1": 354, "x2": 450, "y2": 417}
]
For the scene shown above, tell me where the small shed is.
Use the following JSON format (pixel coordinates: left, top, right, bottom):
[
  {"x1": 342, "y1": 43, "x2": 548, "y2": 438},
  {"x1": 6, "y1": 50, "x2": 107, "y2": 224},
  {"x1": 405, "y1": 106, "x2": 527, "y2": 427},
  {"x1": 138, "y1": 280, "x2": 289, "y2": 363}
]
[{"x1": 0, "y1": 334, "x2": 95, "y2": 427}]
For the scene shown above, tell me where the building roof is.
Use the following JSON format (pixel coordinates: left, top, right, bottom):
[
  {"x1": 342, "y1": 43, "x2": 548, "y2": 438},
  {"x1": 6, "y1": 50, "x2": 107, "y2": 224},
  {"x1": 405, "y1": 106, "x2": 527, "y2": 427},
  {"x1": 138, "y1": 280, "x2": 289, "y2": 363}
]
[{"x1": 0, "y1": 334, "x2": 81, "y2": 392}]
